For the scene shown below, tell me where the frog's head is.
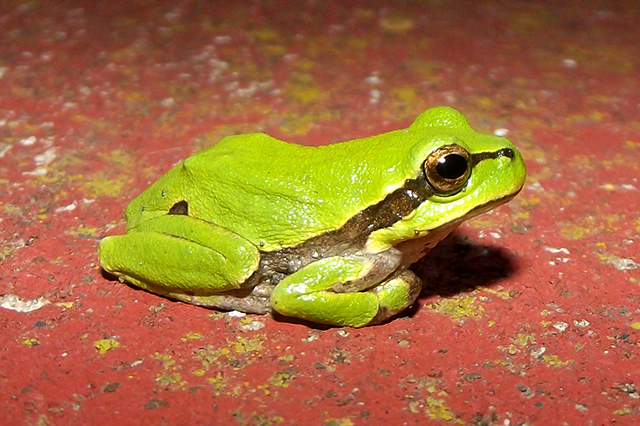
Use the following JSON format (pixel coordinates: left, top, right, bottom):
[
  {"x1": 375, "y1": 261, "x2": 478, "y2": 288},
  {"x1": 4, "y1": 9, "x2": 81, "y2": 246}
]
[{"x1": 367, "y1": 106, "x2": 527, "y2": 253}]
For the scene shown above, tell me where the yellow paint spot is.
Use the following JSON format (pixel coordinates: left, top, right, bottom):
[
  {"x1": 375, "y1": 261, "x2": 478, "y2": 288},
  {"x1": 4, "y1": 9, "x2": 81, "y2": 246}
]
[
  {"x1": 347, "y1": 38, "x2": 369, "y2": 49},
  {"x1": 66, "y1": 225, "x2": 100, "y2": 239},
  {"x1": 82, "y1": 171, "x2": 130, "y2": 198},
  {"x1": 193, "y1": 369, "x2": 205, "y2": 377},
  {"x1": 519, "y1": 197, "x2": 541, "y2": 208},
  {"x1": 22, "y1": 338, "x2": 40, "y2": 347},
  {"x1": 427, "y1": 294, "x2": 485, "y2": 322},
  {"x1": 558, "y1": 220, "x2": 599, "y2": 240},
  {"x1": 279, "y1": 354, "x2": 295, "y2": 363},
  {"x1": 262, "y1": 44, "x2": 287, "y2": 59},
  {"x1": 97, "y1": 149, "x2": 133, "y2": 167},
  {"x1": 268, "y1": 368, "x2": 297, "y2": 388},
  {"x1": 477, "y1": 97, "x2": 493, "y2": 108},
  {"x1": 250, "y1": 28, "x2": 279, "y2": 41},
  {"x1": 233, "y1": 336, "x2": 263, "y2": 354},
  {"x1": 390, "y1": 87, "x2": 417, "y2": 105},
  {"x1": 324, "y1": 419, "x2": 355, "y2": 426},
  {"x1": 380, "y1": 13, "x2": 414, "y2": 33},
  {"x1": 630, "y1": 322, "x2": 640, "y2": 330},
  {"x1": 503, "y1": 344, "x2": 519, "y2": 355},
  {"x1": 196, "y1": 335, "x2": 265, "y2": 372},
  {"x1": 95, "y1": 339, "x2": 120, "y2": 354},
  {"x1": 181, "y1": 332, "x2": 203, "y2": 342},
  {"x1": 207, "y1": 373, "x2": 227, "y2": 396},
  {"x1": 614, "y1": 406, "x2": 634, "y2": 416},
  {"x1": 154, "y1": 353, "x2": 177, "y2": 369},
  {"x1": 424, "y1": 397, "x2": 463, "y2": 423},
  {"x1": 542, "y1": 354, "x2": 572, "y2": 367},
  {"x1": 287, "y1": 84, "x2": 326, "y2": 104},
  {"x1": 483, "y1": 288, "x2": 514, "y2": 300},
  {"x1": 197, "y1": 346, "x2": 232, "y2": 368},
  {"x1": 256, "y1": 384, "x2": 270, "y2": 396},
  {"x1": 513, "y1": 333, "x2": 536, "y2": 346},
  {"x1": 156, "y1": 372, "x2": 184, "y2": 387}
]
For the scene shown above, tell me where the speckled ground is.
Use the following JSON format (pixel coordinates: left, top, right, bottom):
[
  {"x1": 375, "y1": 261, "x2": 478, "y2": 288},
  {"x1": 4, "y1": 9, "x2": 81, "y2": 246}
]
[{"x1": 1, "y1": 1, "x2": 639, "y2": 425}]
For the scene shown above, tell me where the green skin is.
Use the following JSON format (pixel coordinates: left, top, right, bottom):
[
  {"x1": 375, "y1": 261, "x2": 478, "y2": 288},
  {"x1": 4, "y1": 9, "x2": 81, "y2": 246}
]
[{"x1": 99, "y1": 106, "x2": 526, "y2": 327}]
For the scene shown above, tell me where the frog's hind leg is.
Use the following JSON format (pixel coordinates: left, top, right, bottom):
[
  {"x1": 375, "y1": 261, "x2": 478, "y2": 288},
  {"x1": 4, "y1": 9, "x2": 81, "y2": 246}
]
[
  {"x1": 270, "y1": 250, "x2": 423, "y2": 327},
  {"x1": 99, "y1": 215, "x2": 261, "y2": 305}
]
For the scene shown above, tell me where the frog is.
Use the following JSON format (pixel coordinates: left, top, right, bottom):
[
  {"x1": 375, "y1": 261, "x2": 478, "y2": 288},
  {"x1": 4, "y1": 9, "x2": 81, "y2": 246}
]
[{"x1": 99, "y1": 106, "x2": 526, "y2": 328}]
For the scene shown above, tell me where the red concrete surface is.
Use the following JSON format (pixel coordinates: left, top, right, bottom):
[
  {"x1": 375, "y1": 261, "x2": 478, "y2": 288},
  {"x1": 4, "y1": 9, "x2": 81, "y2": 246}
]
[{"x1": 1, "y1": 1, "x2": 639, "y2": 425}]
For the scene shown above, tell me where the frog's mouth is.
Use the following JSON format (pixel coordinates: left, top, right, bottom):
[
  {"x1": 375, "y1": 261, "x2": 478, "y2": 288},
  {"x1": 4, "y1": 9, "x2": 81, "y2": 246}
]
[{"x1": 456, "y1": 189, "x2": 521, "y2": 221}]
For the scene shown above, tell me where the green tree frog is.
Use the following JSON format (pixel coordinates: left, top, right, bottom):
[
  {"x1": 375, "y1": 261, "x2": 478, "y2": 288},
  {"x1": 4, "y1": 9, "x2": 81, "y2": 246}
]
[{"x1": 99, "y1": 107, "x2": 526, "y2": 327}]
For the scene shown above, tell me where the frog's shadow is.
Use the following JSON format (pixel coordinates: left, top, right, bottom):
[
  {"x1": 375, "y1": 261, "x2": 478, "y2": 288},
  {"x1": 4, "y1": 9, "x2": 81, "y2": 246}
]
[
  {"x1": 413, "y1": 230, "x2": 520, "y2": 297},
  {"x1": 273, "y1": 230, "x2": 521, "y2": 329}
]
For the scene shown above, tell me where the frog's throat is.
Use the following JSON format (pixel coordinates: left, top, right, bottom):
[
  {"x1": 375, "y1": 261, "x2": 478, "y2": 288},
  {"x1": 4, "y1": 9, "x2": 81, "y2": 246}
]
[{"x1": 258, "y1": 148, "x2": 514, "y2": 275}]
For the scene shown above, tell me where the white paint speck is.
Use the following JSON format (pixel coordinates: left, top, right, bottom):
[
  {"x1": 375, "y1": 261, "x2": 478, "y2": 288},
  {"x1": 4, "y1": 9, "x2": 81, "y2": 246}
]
[
  {"x1": 573, "y1": 319, "x2": 590, "y2": 328},
  {"x1": 544, "y1": 246, "x2": 570, "y2": 254},
  {"x1": 214, "y1": 35, "x2": 231, "y2": 44},
  {"x1": 553, "y1": 322, "x2": 569, "y2": 332},
  {"x1": 20, "y1": 136, "x2": 37, "y2": 146},
  {"x1": 606, "y1": 257, "x2": 639, "y2": 271},
  {"x1": 22, "y1": 167, "x2": 48, "y2": 176},
  {"x1": 54, "y1": 201, "x2": 77, "y2": 213},
  {"x1": 160, "y1": 97, "x2": 175, "y2": 107},
  {"x1": 0, "y1": 294, "x2": 49, "y2": 312},
  {"x1": 34, "y1": 147, "x2": 58, "y2": 166},
  {"x1": 0, "y1": 145, "x2": 12, "y2": 158},
  {"x1": 364, "y1": 73, "x2": 381, "y2": 85},
  {"x1": 369, "y1": 89, "x2": 381, "y2": 104}
]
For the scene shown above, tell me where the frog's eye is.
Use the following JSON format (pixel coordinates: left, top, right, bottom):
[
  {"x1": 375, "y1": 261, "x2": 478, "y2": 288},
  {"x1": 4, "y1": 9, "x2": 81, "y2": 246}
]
[{"x1": 424, "y1": 144, "x2": 471, "y2": 195}]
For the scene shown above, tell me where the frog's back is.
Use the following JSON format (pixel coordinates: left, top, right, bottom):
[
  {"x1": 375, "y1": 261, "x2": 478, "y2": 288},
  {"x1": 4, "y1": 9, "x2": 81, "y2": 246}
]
[{"x1": 180, "y1": 131, "x2": 423, "y2": 250}]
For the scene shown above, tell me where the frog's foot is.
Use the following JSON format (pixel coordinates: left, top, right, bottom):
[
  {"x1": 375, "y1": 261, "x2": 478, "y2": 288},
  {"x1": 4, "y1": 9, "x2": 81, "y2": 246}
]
[
  {"x1": 366, "y1": 269, "x2": 423, "y2": 325},
  {"x1": 270, "y1": 251, "x2": 423, "y2": 327}
]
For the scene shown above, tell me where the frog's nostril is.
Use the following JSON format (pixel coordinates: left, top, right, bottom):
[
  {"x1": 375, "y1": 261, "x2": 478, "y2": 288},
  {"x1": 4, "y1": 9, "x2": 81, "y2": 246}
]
[{"x1": 498, "y1": 148, "x2": 515, "y2": 159}]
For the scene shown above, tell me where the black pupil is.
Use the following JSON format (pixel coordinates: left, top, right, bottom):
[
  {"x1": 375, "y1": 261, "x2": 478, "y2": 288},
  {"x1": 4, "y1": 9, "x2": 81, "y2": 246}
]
[{"x1": 436, "y1": 154, "x2": 468, "y2": 180}]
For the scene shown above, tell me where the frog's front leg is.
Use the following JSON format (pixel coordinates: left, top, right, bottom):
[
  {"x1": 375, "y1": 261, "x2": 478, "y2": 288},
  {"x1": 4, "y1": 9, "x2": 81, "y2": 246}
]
[
  {"x1": 270, "y1": 250, "x2": 423, "y2": 327},
  {"x1": 99, "y1": 215, "x2": 265, "y2": 311}
]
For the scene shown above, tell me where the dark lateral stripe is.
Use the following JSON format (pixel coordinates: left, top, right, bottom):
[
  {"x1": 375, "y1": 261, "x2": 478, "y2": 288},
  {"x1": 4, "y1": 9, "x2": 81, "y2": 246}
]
[
  {"x1": 315, "y1": 146, "x2": 515, "y2": 245},
  {"x1": 259, "y1": 173, "x2": 433, "y2": 272},
  {"x1": 300, "y1": 171, "x2": 433, "y2": 249},
  {"x1": 471, "y1": 148, "x2": 515, "y2": 166},
  {"x1": 260, "y1": 147, "x2": 513, "y2": 272}
]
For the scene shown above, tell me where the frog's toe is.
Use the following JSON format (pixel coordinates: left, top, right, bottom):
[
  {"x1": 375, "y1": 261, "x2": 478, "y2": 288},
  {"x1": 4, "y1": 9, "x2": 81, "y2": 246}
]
[{"x1": 367, "y1": 269, "x2": 423, "y2": 325}]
